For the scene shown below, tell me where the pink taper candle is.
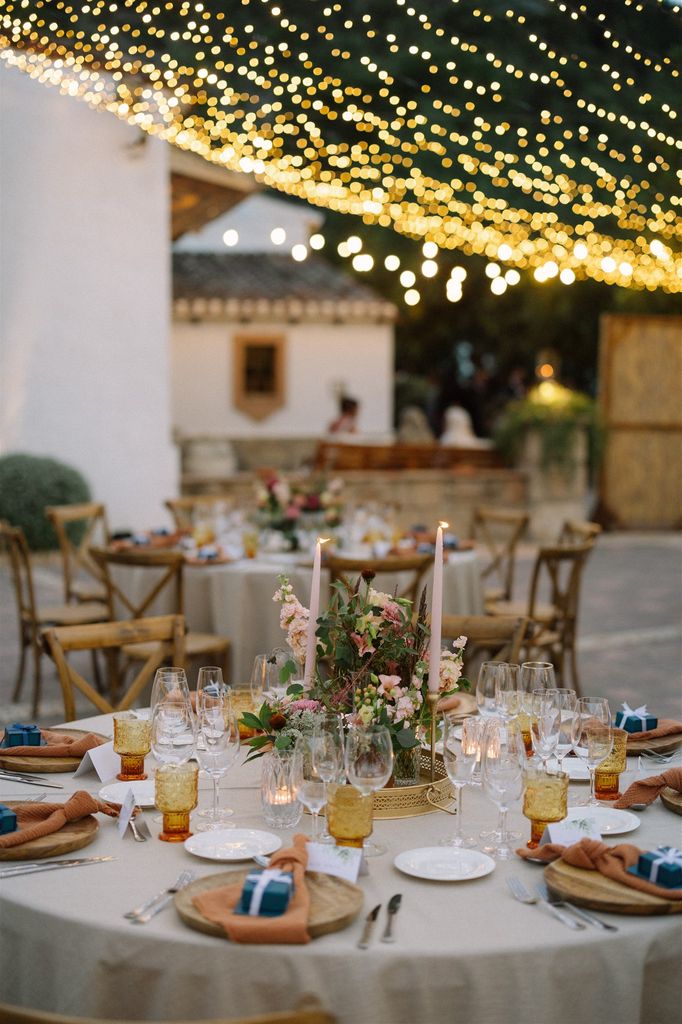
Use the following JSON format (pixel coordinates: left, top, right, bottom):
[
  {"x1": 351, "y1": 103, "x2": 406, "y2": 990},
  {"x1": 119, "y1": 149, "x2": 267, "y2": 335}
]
[
  {"x1": 428, "y1": 522, "x2": 448, "y2": 693},
  {"x1": 304, "y1": 537, "x2": 326, "y2": 687}
]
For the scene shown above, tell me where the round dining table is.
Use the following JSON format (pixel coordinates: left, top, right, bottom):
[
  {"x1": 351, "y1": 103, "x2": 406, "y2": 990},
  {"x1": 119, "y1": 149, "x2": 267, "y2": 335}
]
[
  {"x1": 120, "y1": 548, "x2": 484, "y2": 685},
  {"x1": 1, "y1": 713, "x2": 681, "y2": 1024}
]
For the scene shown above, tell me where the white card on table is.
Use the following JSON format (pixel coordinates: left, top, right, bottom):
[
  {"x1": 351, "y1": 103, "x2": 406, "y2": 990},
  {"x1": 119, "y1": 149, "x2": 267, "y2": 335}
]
[
  {"x1": 117, "y1": 787, "x2": 137, "y2": 839},
  {"x1": 306, "y1": 842, "x2": 363, "y2": 883},
  {"x1": 541, "y1": 816, "x2": 601, "y2": 846},
  {"x1": 73, "y1": 740, "x2": 119, "y2": 782}
]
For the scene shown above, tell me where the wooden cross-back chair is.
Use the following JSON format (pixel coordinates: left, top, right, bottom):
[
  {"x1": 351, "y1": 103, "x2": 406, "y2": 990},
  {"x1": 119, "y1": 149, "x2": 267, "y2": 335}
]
[
  {"x1": 488, "y1": 541, "x2": 593, "y2": 695},
  {"x1": 558, "y1": 519, "x2": 602, "y2": 547},
  {"x1": 471, "y1": 506, "x2": 530, "y2": 609},
  {"x1": 165, "y1": 494, "x2": 234, "y2": 532},
  {"x1": 0, "y1": 521, "x2": 108, "y2": 716},
  {"x1": 90, "y1": 546, "x2": 230, "y2": 679},
  {"x1": 326, "y1": 552, "x2": 433, "y2": 604},
  {"x1": 440, "y1": 614, "x2": 528, "y2": 673},
  {"x1": 43, "y1": 615, "x2": 187, "y2": 722},
  {"x1": 45, "y1": 502, "x2": 110, "y2": 605}
]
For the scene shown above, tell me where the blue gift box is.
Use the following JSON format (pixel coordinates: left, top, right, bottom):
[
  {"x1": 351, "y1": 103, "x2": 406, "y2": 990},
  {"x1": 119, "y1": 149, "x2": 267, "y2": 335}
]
[
  {"x1": 0, "y1": 805, "x2": 18, "y2": 835},
  {"x1": 632, "y1": 847, "x2": 682, "y2": 889},
  {"x1": 1, "y1": 724, "x2": 45, "y2": 748},
  {"x1": 237, "y1": 869, "x2": 294, "y2": 918},
  {"x1": 614, "y1": 703, "x2": 657, "y2": 734}
]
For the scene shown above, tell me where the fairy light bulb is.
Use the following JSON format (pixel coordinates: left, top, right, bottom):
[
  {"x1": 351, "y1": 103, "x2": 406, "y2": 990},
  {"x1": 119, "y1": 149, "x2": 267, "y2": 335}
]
[
  {"x1": 222, "y1": 229, "x2": 239, "y2": 247},
  {"x1": 385, "y1": 255, "x2": 401, "y2": 271},
  {"x1": 270, "y1": 227, "x2": 286, "y2": 246},
  {"x1": 400, "y1": 270, "x2": 416, "y2": 288}
]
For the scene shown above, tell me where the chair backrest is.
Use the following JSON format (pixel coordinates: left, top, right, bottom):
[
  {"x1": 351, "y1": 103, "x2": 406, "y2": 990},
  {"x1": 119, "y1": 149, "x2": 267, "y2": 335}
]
[
  {"x1": 45, "y1": 502, "x2": 110, "y2": 603},
  {"x1": 527, "y1": 542, "x2": 593, "y2": 634},
  {"x1": 43, "y1": 615, "x2": 187, "y2": 721},
  {"x1": 90, "y1": 547, "x2": 185, "y2": 620},
  {"x1": 0, "y1": 521, "x2": 39, "y2": 627},
  {"x1": 471, "y1": 506, "x2": 530, "y2": 601},
  {"x1": 557, "y1": 519, "x2": 602, "y2": 547},
  {"x1": 326, "y1": 553, "x2": 432, "y2": 604},
  {"x1": 165, "y1": 495, "x2": 233, "y2": 531},
  {"x1": 440, "y1": 614, "x2": 528, "y2": 669},
  {"x1": 0, "y1": 999, "x2": 335, "y2": 1024}
]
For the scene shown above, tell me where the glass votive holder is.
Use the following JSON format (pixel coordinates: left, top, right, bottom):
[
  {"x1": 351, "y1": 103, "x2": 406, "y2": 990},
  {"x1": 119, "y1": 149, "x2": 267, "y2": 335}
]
[
  {"x1": 595, "y1": 728, "x2": 628, "y2": 801},
  {"x1": 522, "y1": 768, "x2": 569, "y2": 849},
  {"x1": 113, "y1": 712, "x2": 152, "y2": 781},
  {"x1": 261, "y1": 750, "x2": 303, "y2": 829},
  {"x1": 326, "y1": 783, "x2": 374, "y2": 848},
  {"x1": 242, "y1": 529, "x2": 259, "y2": 559},
  {"x1": 155, "y1": 763, "x2": 199, "y2": 842}
]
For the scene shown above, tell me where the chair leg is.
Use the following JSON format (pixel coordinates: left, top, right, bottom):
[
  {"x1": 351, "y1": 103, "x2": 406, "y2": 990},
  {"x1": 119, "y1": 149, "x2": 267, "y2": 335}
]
[
  {"x1": 91, "y1": 650, "x2": 104, "y2": 694},
  {"x1": 569, "y1": 643, "x2": 582, "y2": 698},
  {"x1": 12, "y1": 634, "x2": 28, "y2": 702},
  {"x1": 31, "y1": 637, "x2": 43, "y2": 718}
]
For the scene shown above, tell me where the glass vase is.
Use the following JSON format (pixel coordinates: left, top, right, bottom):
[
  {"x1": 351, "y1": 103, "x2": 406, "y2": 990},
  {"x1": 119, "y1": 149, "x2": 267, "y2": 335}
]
[{"x1": 390, "y1": 746, "x2": 421, "y2": 787}]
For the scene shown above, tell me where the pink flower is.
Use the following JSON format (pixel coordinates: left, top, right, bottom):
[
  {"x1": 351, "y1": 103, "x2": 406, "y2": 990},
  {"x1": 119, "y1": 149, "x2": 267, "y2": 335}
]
[
  {"x1": 351, "y1": 632, "x2": 375, "y2": 656},
  {"x1": 377, "y1": 674, "x2": 403, "y2": 700},
  {"x1": 381, "y1": 601, "x2": 403, "y2": 627},
  {"x1": 285, "y1": 505, "x2": 301, "y2": 519},
  {"x1": 289, "y1": 699, "x2": 322, "y2": 712},
  {"x1": 394, "y1": 695, "x2": 416, "y2": 723}
]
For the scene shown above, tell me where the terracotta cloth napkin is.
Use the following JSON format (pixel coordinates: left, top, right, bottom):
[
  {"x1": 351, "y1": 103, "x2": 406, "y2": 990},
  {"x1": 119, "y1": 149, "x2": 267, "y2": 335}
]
[
  {"x1": 0, "y1": 790, "x2": 120, "y2": 849},
  {"x1": 614, "y1": 766, "x2": 682, "y2": 809},
  {"x1": 516, "y1": 837, "x2": 682, "y2": 901},
  {"x1": 626, "y1": 719, "x2": 682, "y2": 744},
  {"x1": 0, "y1": 729, "x2": 105, "y2": 759},
  {"x1": 192, "y1": 833, "x2": 311, "y2": 944}
]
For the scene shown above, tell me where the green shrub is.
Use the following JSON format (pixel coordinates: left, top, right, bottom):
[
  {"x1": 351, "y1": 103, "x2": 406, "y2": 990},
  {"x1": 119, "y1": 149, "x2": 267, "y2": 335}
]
[{"x1": 0, "y1": 453, "x2": 91, "y2": 550}]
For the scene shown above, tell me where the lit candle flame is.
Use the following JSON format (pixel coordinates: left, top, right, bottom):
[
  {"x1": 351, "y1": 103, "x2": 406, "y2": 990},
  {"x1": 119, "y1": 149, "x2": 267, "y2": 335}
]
[{"x1": 439, "y1": 521, "x2": 449, "y2": 529}]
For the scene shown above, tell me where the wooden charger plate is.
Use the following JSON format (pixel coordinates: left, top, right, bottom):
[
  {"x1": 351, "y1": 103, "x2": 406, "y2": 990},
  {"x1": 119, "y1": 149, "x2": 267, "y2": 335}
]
[
  {"x1": 441, "y1": 692, "x2": 477, "y2": 720},
  {"x1": 626, "y1": 732, "x2": 682, "y2": 755},
  {"x1": 544, "y1": 859, "x2": 682, "y2": 916},
  {"x1": 660, "y1": 787, "x2": 682, "y2": 816},
  {"x1": 176, "y1": 869, "x2": 363, "y2": 940},
  {"x1": 0, "y1": 804, "x2": 99, "y2": 862},
  {"x1": 0, "y1": 728, "x2": 109, "y2": 775}
]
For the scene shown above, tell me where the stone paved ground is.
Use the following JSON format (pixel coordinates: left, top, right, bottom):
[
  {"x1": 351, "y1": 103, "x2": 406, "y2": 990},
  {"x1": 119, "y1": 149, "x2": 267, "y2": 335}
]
[{"x1": 1, "y1": 534, "x2": 680, "y2": 726}]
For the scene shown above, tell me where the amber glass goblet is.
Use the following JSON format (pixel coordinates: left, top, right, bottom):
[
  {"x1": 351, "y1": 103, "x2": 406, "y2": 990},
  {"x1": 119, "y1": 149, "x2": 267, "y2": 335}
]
[
  {"x1": 326, "y1": 783, "x2": 374, "y2": 848},
  {"x1": 595, "y1": 728, "x2": 628, "y2": 801},
  {"x1": 155, "y1": 763, "x2": 199, "y2": 842},
  {"x1": 522, "y1": 768, "x2": 569, "y2": 849},
  {"x1": 113, "y1": 713, "x2": 151, "y2": 781}
]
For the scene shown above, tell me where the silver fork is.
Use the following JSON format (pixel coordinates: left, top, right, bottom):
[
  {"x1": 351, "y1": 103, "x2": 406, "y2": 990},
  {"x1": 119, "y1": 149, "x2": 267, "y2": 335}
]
[
  {"x1": 536, "y1": 881, "x2": 618, "y2": 931},
  {"x1": 125, "y1": 870, "x2": 195, "y2": 922},
  {"x1": 507, "y1": 876, "x2": 585, "y2": 930}
]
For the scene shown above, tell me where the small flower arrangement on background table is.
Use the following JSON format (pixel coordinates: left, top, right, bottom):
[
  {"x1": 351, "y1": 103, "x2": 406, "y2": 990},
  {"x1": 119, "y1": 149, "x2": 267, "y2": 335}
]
[{"x1": 254, "y1": 474, "x2": 344, "y2": 549}]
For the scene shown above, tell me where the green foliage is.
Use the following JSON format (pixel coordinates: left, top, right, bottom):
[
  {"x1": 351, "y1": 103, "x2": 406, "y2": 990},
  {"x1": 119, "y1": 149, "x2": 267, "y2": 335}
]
[
  {"x1": 0, "y1": 453, "x2": 91, "y2": 550},
  {"x1": 493, "y1": 385, "x2": 605, "y2": 474}
]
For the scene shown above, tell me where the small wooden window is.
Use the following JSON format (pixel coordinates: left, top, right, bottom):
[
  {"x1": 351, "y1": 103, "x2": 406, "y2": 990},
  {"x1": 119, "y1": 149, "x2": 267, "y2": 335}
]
[{"x1": 233, "y1": 334, "x2": 285, "y2": 420}]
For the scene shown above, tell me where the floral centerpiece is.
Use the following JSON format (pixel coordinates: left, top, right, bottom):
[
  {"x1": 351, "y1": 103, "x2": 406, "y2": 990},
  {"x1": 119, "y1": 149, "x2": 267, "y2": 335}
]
[
  {"x1": 240, "y1": 573, "x2": 469, "y2": 784},
  {"x1": 255, "y1": 474, "x2": 344, "y2": 549}
]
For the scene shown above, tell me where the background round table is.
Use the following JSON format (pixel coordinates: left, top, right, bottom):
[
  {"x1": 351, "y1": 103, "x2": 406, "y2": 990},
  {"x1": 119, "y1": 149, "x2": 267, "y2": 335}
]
[{"x1": 0, "y1": 712, "x2": 680, "y2": 1024}]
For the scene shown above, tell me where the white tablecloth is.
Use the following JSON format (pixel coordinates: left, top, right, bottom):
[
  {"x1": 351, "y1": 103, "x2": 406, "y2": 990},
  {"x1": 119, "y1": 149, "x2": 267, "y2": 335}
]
[
  {"x1": 119, "y1": 549, "x2": 483, "y2": 684},
  {"x1": 1, "y1": 713, "x2": 681, "y2": 1024}
]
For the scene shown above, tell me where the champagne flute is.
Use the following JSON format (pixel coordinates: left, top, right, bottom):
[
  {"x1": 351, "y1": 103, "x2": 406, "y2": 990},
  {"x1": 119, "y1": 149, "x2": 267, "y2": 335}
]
[
  {"x1": 440, "y1": 716, "x2": 480, "y2": 847},
  {"x1": 476, "y1": 662, "x2": 501, "y2": 718},
  {"x1": 295, "y1": 734, "x2": 327, "y2": 842},
  {"x1": 530, "y1": 689, "x2": 561, "y2": 770},
  {"x1": 345, "y1": 724, "x2": 394, "y2": 857},
  {"x1": 312, "y1": 714, "x2": 345, "y2": 845},
  {"x1": 572, "y1": 697, "x2": 613, "y2": 806},
  {"x1": 480, "y1": 717, "x2": 524, "y2": 860},
  {"x1": 194, "y1": 704, "x2": 241, "y2": 830}
]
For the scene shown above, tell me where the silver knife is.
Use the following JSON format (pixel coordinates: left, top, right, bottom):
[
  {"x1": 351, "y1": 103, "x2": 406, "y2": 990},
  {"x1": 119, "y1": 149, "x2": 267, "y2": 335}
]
[
  {"x1": 357, "y1": 903, "x2": 382, "y2": 949},
  {"x1": 381, "y1": 893, "x2": 402, "y2": 943},
  {"x1": 126, "y1": 870, "x2": 195, "y2": 923},
  {"x1": 0, "y1": 856, "x2": 114, "y2": 878},
  {"x1": 538, "y1": 882, "x2": 618, "y2": 932},
  {"x1": 534, "y1": 885, "x2": 586, "y2": 930},
  {"x1": 0, "y1": 772, "x2": 63, "y2": 789}
]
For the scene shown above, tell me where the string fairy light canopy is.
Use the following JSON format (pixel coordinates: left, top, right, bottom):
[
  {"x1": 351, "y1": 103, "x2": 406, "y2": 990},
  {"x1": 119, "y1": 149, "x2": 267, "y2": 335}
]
[{"x1": 1, "y1": 0, "x2": 680, "y2": 292}]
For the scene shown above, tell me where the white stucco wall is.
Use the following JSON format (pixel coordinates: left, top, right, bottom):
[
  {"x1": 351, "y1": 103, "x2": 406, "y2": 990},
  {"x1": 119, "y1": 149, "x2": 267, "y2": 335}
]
[
  {"x1": 171, "y1": 320, "x2": 394, "y2": 437},
  {"x1": 0, "y1": 66, "x2": 178, "y2": 529}
]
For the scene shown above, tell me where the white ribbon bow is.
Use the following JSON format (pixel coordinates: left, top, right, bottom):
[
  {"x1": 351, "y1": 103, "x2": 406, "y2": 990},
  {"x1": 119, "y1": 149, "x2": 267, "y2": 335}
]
[
  {"x1": 649, "y1": 847, "x2": 682, "y2": 884},
  {"x1": 246, "y1": 868, "x2": 293, "y2": 916},
  {"x1": 620, "y1": 702, "x2": 649, "y2": 722}
]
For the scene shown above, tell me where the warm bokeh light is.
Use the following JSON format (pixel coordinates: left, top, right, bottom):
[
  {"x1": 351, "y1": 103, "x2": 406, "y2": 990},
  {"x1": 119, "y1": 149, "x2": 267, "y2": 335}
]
[
  {"x1": 400, "y1": 270, "x2": 416, "y2": 288},
  {"x1": 385, "y1": 255, "x2": 401, "y2": 272},
  {"x1": 490, "y1": 276, "x2": 507, "y2": 295},
  {"x1": 485, "y1": 263, "x2": 501, "y2": 279},
  {"x1": 538, "y1": 363, "x2": 555, "y2": 379},
  {"x1": 222, "y1": 229, "x2": 239, "y2": 247},
  {"x1": 421, "y1": 260, "x2": 438, "y2": 278},
  {"x1": 559, "y1": 268, "x2": 576, "y2": 285},
  {"x1": 422, "y1": 242, "x2": 438, "y2": 259},
  {"x1": 291, "y1": 244, "x2": 308, "y2": 262},
  {"x1": 270, "y1": 227, "x2": 286, "y2": 246},
  {"x1": 404, "y1": 288, "x2": 420, "y2": 306},
  {"x1": 346, "y1": 236, "x2": 363, "y2": 255},
  {"x1": 352, "y1": 253, "x2": 374, "y2": 272},
  {"x1": 505, "y1": 269, "x2": 521, "y2": 286},
  {"x1": 309, "y1": 234, "x2": 325, "y2": 251}
]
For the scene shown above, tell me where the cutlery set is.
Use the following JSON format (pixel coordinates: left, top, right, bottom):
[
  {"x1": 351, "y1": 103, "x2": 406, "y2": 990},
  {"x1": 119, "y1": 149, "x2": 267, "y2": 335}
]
[
  {"x1": 357, "y1": 894, "x2": 402, "y2": 948},
  {"x1": 507, "y1": 875, "x2": 617, "y2": 931},
  {"x1": 124, "y1": 871, "x2": 195, "y2": 923},
  {"x1": 0, "y1": 770, "x2": 64, "y2": 790},
  {"x1": 0, "y1": 856, "x2": 115, "y2": 879}
]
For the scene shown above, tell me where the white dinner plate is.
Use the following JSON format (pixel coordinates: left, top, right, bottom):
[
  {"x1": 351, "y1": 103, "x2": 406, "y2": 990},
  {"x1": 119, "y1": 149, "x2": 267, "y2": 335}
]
[
  {"x1": 98, "y1": 780, "x2": 156, "y2": 807},
  {"x1": 394, "y1": 847, "x2": 495, "y2": 882},
  {"x1": 184, "y1": 829, "x2": 282, "y2": 862},
  {"x1": 562, "y1": 806, "x2": 640, "y2": 836}
]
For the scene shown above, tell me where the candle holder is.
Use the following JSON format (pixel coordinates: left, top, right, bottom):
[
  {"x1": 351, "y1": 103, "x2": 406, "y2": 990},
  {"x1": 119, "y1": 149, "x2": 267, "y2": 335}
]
[
  {"x1": 326, "y1": 783, "x2": 374, "y2": 848},
  {"x1": 261, "y1": 750, "x2": 303, "y2": 829},
  {"x1": 113, "y1": 712, "x2": 151, "y2": 781},
  {"x1": 155, "y1": 763, "x2": 198, "y2": 842},
  {"x1": 427, "y1": 691, "x2": 440, "y2": 782},
  {"x1": 522, "y1": 768, "x2": 569, "y2": 849},
  {"x1": 595, "y1": 728, "x2": 628, "y2": 800}
]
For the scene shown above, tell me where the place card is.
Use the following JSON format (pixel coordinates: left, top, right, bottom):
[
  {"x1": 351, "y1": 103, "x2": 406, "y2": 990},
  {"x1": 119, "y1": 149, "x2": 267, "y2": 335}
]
[
  {"x1": 306, "y1": 842, "x2": 363, "y2": 883},
  {"x1": 73, "y1": 740, "x2": 119, "y2": 782},
  {"x1": 540, "y1": 816, "x2": 601, "y2": 847},
  {"x1": 117, "y1": 787, "x2": 137, "y2": 839}
]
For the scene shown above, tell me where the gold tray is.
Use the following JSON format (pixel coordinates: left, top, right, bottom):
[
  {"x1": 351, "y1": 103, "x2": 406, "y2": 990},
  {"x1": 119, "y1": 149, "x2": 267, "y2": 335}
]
[{"x1": 373, "y1": 751, "x2": 453, "y2": 819}]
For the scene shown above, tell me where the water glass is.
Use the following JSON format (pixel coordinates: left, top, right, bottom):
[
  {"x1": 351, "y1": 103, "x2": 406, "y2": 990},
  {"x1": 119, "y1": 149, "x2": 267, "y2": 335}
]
[
  {"x1": 155, "y1": 762, "x2": 198, "y2": 842},
  {"x1": 481, "y1": 717, "x2": 524, "y2": 860},
  {"x1": 530, "y1": 689, "x2": 561, "y2": 769},
  {"x1": 494, "y1": 663, "x2": 521, "y2": 722},
  {"x1": 194, "y1": 704, "x2": 240, "y2": 830},
  {"x1": 522, "y1": 767, "x2": 569, "y2": 848},
  {"x1": 572, "y1": 697, "x2": 613, "y2": 806},
  {"x1": 295, "y1": 734, "x2": 327, "y2": 842},
  {"x1": 345, "y1": 724, "x2": 393, "y2": 857},
  {"x1": 113, "y1": 712, "x2": 151, "y2": 781},
  {"x1": 440, "y1": 716, "x2": 480, "y2": 848},
  {"x1": 312, "y1": 715, "x2": 345, "y2": 845},
  {"x1": 261, "y1": 749, "x2": 303, "y2": 829},
  {"x1": 476, "y1": 661, "x2": 501, "y2": 718}
]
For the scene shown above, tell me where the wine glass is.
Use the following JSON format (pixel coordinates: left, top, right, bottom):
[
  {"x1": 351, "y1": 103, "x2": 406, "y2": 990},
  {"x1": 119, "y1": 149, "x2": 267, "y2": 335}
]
[
  {"x1": 553, "y1": 688, "x2": 578, "y2": 772},
  {"x1": 196, "y1": 665, "x2": 231, "y2": 715},
  {"x1": 345, "y1": 724, "x2": 394, "y2": 857},
  {"x1": 250, "y1": 649, "x2": 290, "y2": 706},
  {"x1": 480, "y1": 717, "x2": 524, "y2": 860},
  {"x1": 440, "y1": 716, "x2": 480, "y2": 848},
  {"x1": 572, "y1": 697, "x2": 613, "y2": 806},
  {"x1": 312, "y1": 714, "x2": 345, "y2": 845},
  {"x1": 476, "y1": 662, "x2": 501, "y2": 718},
  {"x1": 194, "y1": 704, "x2": 241, "y2": 831},
  {"x1": 519, "y1": 661, "x2": 556, "y2": 693},
  {"x1": 295, "y1": 734, "x2": 327, "y2": 842},
  {"x1": 530, "y1": 689, "x2": 561, "y2": 770},
  {"x1": 150, "y1": 666, "x2": 191, "y2": 714},
  {"x1": 494, "y1": 663, "x2": 521, "y2": 723}
]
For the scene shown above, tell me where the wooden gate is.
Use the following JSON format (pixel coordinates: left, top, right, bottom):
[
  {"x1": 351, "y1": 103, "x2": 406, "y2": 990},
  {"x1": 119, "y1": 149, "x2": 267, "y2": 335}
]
[{"x1": 599, "y1": 314, "x2": 682, "y2": 529}]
